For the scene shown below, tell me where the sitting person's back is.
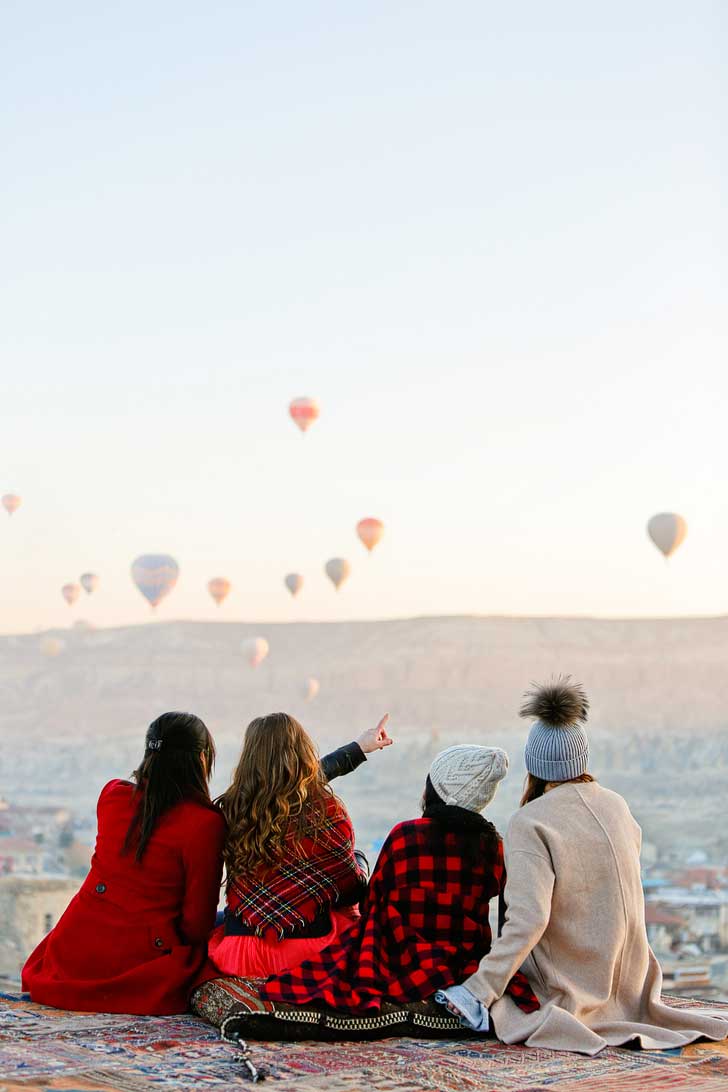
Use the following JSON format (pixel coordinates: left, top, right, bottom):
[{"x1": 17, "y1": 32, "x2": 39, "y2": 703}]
[
  {"x1": 208, "y1": 712, "x2": 366, "y2": 977},
  {"x1": 261, "y1": 745, "x2": 539, "y2": 1014}
]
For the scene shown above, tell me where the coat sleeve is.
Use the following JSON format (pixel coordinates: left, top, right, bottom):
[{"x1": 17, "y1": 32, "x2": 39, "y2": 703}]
[
  {"x1": 463, "y1": 826, "x2": 555, "y2": 1007},
  {"x1": 178, "y1": 812, "x2": 226, "y2": 946},
  {"x1": 320, "y1": 741, "x2": 366, "y2": 782}
]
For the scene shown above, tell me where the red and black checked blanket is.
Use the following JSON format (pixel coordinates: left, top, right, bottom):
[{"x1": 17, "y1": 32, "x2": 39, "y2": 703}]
[
  {"x1": 260, "y1": 816, "x2": 539, "y2": 1014},
  {"x1": 227, "y1": 793, "x2": 365, "y2": 940}
]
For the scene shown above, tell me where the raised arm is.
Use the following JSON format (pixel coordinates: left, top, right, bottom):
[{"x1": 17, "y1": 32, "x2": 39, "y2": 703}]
[{"x1": 320, "y1": 714, "x2": 392, "y2": 782}]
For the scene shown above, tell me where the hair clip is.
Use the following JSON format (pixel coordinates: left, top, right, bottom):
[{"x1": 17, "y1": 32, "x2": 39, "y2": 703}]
[{"x1": 147, "y1": 739, "x2": 164, "y2": 751}]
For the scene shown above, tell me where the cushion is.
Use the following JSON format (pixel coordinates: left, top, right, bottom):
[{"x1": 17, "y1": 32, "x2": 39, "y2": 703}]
[{"x1": 191, "y1": 976, "x2": 476, "y2": 1042}]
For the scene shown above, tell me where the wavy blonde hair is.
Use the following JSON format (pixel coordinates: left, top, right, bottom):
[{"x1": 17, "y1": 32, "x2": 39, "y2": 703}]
[{"x1": 217, "y1": 712, "x2": 333, "y2": 884}]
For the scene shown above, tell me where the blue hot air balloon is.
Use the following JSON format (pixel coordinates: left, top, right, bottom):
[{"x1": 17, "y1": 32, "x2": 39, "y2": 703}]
[{"x1": 131, "y1": 554, "x2": 179, "y2": 608}]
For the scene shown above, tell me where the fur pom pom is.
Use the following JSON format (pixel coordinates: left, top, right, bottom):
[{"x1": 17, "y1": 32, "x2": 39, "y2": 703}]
[{"x1": 519, "y1": 676, "x2": 589, "y2": 727}]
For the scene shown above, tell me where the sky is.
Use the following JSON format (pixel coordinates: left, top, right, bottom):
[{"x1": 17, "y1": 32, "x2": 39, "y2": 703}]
[{"x1": 1, "y1": 1, "x2": 726, "y2": 633}]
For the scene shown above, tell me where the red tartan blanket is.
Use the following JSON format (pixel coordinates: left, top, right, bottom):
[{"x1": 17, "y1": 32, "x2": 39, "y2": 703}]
[
  {"x1": 227, "y1": 794, "x2": 364, "y2": 940},
  {"x1": 260, "y1": 816, "x2": 539, "y2": 1014}
]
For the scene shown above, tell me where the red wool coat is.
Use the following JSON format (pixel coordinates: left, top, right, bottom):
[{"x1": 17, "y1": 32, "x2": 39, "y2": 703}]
[{"x1": 22, "y1": 779, "x2": 226, "y2": 1015}]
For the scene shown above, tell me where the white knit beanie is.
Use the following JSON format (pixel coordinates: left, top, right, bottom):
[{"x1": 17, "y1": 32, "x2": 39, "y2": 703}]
[{"x1": 429, "y1": 745, "x2": 509, "y2": 813}]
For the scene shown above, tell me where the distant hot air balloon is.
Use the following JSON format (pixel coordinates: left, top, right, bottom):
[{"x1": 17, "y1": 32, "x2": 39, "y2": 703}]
[
  {"x1": 2, "y1": 494, "x2": 21, "y2": 516},
  {"x1": 208, "y1": 577, "x2": 231, "y2": 606},
  {"x1": 131, "y1": 554, "x2": 179, "y2": 608},
  {"x1": 356, "y1": 517, "x2": 384, "y2": 553},
  {"x1": 243, "y1": 636, "x2": 269, "y2": 669},
  {"x1": 325, "y1": 557, "x2": 351, "y2": 591},
  {"x1": 41, "y1": 636, "x2": 64, "y2": 658},
  {"x1": 73, "y1": 619, "x2": 94, "y2": 631},
  {"x1": 80, "y1": 572, "x2": 99, "y2": 595},
  {"x1": 303, "y1": 677, "x2": 320, "y2": 702},
  {"x1": 647, "y1": 513, "x2": 688, "y2": 558},
  {"x1": 62, "y1": 583, "x2": 81, "y2": 606},
  {"x1": 289, "y1": 397, "x2": 320, "y2": 433},
  {"x1": 285, "y1": 573, "x2": 304, "y2": 597}
]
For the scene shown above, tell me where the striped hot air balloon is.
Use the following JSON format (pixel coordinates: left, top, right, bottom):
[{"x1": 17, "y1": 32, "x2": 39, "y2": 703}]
[
  {"x1": 356, "y1": 517, "x2": 384, "y2": 553},
  {"x1": 131, "y1": 554, "x2": 179, "y2": 608},
  {"x1": 2, "y1": 494, "x2": 21, "y2": 516},
  {"x1": 80, "y1": 573, "x2": 99, "y2": 594},
  {"x1": 289, "y1": 397, "x2": 320, "y2": 433}
]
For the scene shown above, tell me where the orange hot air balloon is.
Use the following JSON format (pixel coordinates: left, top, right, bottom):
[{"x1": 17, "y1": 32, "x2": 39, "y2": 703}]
[
  {"x1": 243, "y1": 636, "x2": 269, "y2": 669},
  {"x1": 356, "y1": 517, "x2": 385, "y2": 553},
  {"x1": 208, "y1": 577, "x2": 231, "y2": 606},
  {"x1": 80, "y1": 572, "x2": 99, "y2": 594},
  {"x1": 289, "y1": 397, "x2": 320, "y2": 433},
  {"x1": 303, "y1": 677, "x2": 320, "y2": 701},
  {"x1": 325, "y1": 557, "x2": 351, "y2": 590},
  {"x1": 62, "y1": 583, "x2": 81, "y2": 606},
  {"x1": 285, "y1": 573, "x2": 304, "y2": 597},
  {"x1": 2, "y1": 494, "x2": 22, "y2": 516}
]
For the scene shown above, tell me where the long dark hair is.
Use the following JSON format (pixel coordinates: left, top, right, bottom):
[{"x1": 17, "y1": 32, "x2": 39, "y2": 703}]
[
  {"x1": 421, "y1": 775, "x2": 501, "y2": 864},
  {"x1": 123, "y1": 711, "x2": 216, "y2": 862},
  {"x1": 520, "y1": 772, "x2": 595, "y2": 807}
]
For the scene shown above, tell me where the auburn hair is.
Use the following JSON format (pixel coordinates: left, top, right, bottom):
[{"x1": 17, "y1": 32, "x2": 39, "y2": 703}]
[
  {"x1": 217, "y1": 712, "x2": 334, "y2": 884},
  {"x1": 520, "y1": 772, "x2": 595, "y2": 807}
]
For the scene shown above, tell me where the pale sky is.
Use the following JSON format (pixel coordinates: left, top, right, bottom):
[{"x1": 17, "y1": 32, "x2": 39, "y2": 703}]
[{"x1": 2, "y1": 1, "x2": 726, "y2": 633}]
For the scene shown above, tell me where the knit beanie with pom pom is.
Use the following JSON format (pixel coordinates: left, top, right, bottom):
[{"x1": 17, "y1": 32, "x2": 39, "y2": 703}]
[
  {"x1": 521, "y1": 676, "x2": 590, "y2": 782},
  {"x1": 429, "y1": 745, "x2": 509, "y2": 813}
]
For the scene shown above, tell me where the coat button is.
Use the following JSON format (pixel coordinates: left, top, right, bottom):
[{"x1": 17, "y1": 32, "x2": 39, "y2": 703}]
[
  {"x1": 95, "y1": 883, "x2": 106, "y2": 894},
  {"x1": 154, "y1": 937, "x2": 164, "y2": 948}
]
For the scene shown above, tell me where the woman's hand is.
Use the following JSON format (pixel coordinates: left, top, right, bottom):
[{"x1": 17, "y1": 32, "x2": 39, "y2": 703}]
[{"x1": 356, "y1": 714, "x2": 393, "y2": 755}]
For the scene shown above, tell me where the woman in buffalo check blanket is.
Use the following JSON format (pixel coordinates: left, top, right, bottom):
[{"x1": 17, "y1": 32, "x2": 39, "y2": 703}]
[{"x1": 260, "y1": 763, "x2": 539, "y2": 1016}]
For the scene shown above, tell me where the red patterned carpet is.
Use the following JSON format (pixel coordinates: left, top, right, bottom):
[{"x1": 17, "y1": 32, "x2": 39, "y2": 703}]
[{"x1": 2, "y1": 990, "x2": 728, "y2": 1091}]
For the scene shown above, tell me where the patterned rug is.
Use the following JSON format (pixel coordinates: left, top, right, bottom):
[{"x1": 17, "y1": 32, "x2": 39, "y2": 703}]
[{"x1": 2, "y1": 991, "x2": 728, "y2": 1092}]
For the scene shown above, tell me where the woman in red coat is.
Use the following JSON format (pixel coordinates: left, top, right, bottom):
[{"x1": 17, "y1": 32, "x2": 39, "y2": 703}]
[{"x1": 22, "y1": 712, "x2": 226, "y2": 1015}]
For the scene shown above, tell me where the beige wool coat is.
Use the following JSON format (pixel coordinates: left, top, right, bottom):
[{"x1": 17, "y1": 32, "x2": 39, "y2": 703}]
[{"x1": 464, "y1": 782, "x2": 728, "y2": 1054}]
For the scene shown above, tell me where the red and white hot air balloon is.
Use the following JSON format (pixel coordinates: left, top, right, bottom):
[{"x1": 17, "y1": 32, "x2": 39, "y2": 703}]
[
  {"x1": 62, "y1": 583, "x2": 81, "y2": 607},
  {"x1": 303, "y1": 677, "x2": 320, "y2": 702},
  {"x1": 80, "y1": 572, "x2": 99, "y2": 595},
  {"x1": 243, "y1": 636, "x2": 269, "y2": 669},
  {"x1": 647, "y1": 513, "x2": 688, "y2": 559},
  {"x1": 284, "y1": 573, "x2": 304, "y2": 597},
  {"x1": 325, "y1": 557, "x2": 351, "y2": 591},
  {"x1": 208, "y1": 577, "x2": 231, "y2": 606},
  {"x1": 289, "y1": 397, "x2": 320, "y2": 433},
  {"x1": 356, "y1": 517, "x2": 385, "y2": 553},
  {"x1": 2, "y1": 494, "x2": 22, "y2": 516}
]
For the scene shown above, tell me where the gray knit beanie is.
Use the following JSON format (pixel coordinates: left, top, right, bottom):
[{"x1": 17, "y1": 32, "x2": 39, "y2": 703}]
[
  {"x1": 429, "y1": 745, "x2": 509, "y2": 812},
  {"x1": 521, "y1": 676, "x2": 590, "y2": 782}
]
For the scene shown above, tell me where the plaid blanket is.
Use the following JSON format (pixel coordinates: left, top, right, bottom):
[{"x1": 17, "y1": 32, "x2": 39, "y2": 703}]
[
  {"x1": 260, "y1": 816, "x2": 539, "y2": 1014},
  {"x1": 227, "y1": 794, "x2": 365, "y2": 940}
]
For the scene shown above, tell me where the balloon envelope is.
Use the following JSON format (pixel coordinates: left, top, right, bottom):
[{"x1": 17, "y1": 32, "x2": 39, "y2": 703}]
[
  {"x1": 289, "y1": 397, "x2": 320, "y2": 433},
  {"x1": 80, "y1": 572, "x2": 99, "y2": 595},
  {"x1": 356, "y1": 517, "x2": 384, "y2": 552},
  {"x1": 303, "y1": 677, "x2": 320, "y2": 701},
  {"x1": 208, "y1": 577, "x2": 231, "y2": 606},
  {"x1": 61, "y1": 583, "x2": 81, "y2": 606},
  {"x1": 243, "y1": 636, "x2": 269, "y2": 669},
  {"x1": 2, "y1": 494, "x2": 21, "y2": 516},
  {"x1": 41, "y1": 637, "x2": 64, "y2": 658},
  {"x1": 647, "y1": 513, "x2": 687, "y2": 558},
  {"x1": 325, "y1": 557, "x2": 351, "y2": 590},
  {"x1": 284, "y1": 572, "x2": 304, "y2": 597},
  {"x1": 131, "y1": 554, "x2": 179, "y2": 608}
]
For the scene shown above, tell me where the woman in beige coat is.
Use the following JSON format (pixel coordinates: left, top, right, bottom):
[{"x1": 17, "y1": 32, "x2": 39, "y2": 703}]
[{"x1": 438, "y1": 678, "x2": 728, "y2": 1054}]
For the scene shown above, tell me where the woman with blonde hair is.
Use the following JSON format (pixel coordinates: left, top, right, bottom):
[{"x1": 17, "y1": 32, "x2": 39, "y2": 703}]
[
  {"x1": 438, "y1": 678, "x2": 728, "y2": 1053},
  {"x1": 207, "y1": 712, "x2": 382, "y2": 978}
]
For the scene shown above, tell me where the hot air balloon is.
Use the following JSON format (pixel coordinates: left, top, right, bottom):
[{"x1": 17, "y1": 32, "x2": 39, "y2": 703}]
[
  {"x1": 243, "y1": 636, "x2": 269, "y2": 669},
  {"x1": 356, "y1": 517, "x2": 384, "y2": 553},
  {"x1": 647, "y1": 513, "x2": 688, "y2": 558},
  {"x1": 131, "y1": 554, "x2": 179, "y2": 608},
  {"x1": 325, "y1": 557, "x2": 351, "y2": 590},
  {"x1": 285, "y1": 573, "x2": 304, "y2": 597},
  {"x1": 80, "y1": 572, "x2": 99, "y2": 595},
  {"x1": 303, "y1": 677, "x2": 320, "y2": 702},
  {"x1": 61, "y1": 583, "x2": 81, "y2": 606},
  {"x1": 41, "y1": 637, "x2": 64, "y2": 658},
  {"x1": 208, "y1": 577, "x2": 231, "y2": 606},
  {"x1": 73, "y1": 619, "x2": 94, "y2": 631},
  {"x1": 289, "y1": 397, "x2": 320, "y2": 433},
  {"x1": 2, "y1": 494, "x2": 21, "y2": 516}
]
